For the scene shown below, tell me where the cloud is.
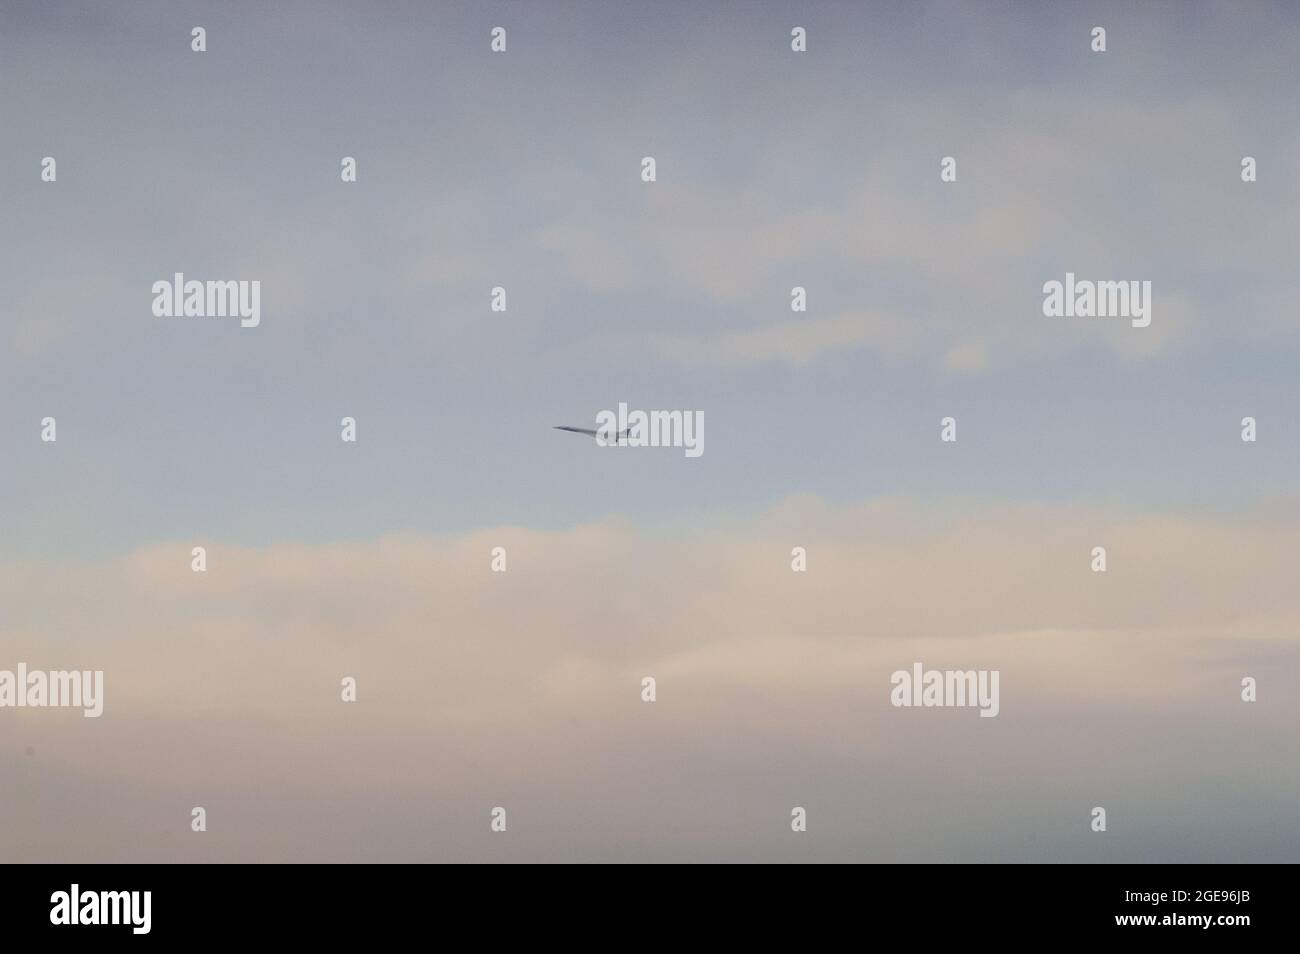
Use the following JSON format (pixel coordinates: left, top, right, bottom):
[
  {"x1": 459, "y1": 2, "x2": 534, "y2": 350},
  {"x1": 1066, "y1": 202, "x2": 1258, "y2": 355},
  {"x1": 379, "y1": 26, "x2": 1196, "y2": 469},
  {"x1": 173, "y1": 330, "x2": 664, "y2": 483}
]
[
  {"x1": 942, "y1": 342, "x2": 987, "y2": 372},
  {"x1": 2, "y1": 496, "x2": 1297, "y2": 861},
  {"x1": 530, "y1": 87, "x2": 1300, "y2": 369},
  {"x1": 649, "y1": 310, "x2": 917, "y2": 368}
]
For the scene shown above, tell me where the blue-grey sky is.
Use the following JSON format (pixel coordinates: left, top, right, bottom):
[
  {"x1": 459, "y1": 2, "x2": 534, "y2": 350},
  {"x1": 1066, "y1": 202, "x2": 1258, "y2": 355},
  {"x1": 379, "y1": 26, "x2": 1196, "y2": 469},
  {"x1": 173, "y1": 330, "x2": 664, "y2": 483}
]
[{"x1": 3, "y1": 1, "x2": 1298, "y2": 556}]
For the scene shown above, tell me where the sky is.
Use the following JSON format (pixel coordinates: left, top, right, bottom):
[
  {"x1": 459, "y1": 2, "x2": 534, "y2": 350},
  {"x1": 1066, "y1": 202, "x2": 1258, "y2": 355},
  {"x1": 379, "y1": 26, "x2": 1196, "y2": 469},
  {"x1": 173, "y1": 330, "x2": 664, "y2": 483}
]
[{"x1": 1, "y1": 1, "x2": 1298, "y2": 862}]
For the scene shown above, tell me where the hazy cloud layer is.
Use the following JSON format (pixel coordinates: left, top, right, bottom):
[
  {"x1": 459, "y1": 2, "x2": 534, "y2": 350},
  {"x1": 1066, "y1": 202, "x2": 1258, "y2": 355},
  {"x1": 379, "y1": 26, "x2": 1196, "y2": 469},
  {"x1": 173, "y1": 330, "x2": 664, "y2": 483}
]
[{"x1": 3, "y1": 496, "x2": 1296, "y2": 862}]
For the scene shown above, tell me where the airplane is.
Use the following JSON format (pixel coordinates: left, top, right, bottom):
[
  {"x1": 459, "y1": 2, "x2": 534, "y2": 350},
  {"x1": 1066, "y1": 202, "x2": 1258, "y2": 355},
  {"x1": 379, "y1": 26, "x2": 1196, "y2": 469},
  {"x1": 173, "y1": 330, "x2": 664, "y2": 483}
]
[{"x1": 554, "y1": 425, "x2": 632, "y2": 445}]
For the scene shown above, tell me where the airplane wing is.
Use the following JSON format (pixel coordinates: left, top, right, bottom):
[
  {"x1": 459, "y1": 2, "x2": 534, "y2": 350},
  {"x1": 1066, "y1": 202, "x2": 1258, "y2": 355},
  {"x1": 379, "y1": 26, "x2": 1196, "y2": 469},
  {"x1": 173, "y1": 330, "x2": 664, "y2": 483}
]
[{"x1": 554, "y1": 426, "x2": 600, "y2": 437}]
